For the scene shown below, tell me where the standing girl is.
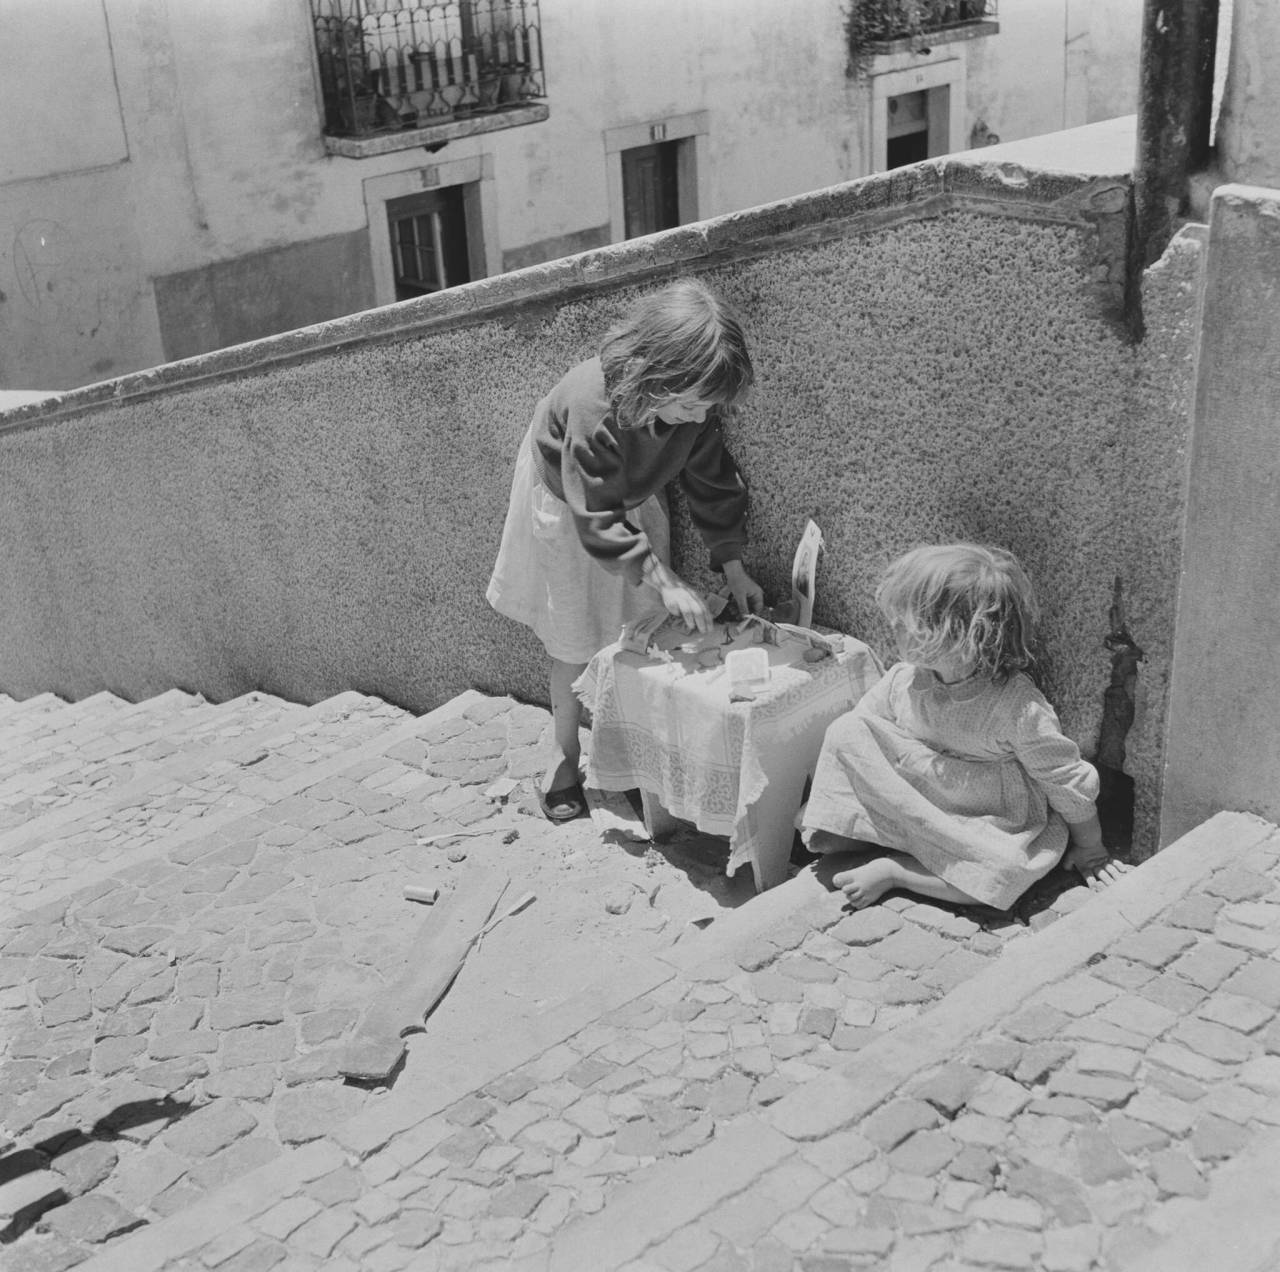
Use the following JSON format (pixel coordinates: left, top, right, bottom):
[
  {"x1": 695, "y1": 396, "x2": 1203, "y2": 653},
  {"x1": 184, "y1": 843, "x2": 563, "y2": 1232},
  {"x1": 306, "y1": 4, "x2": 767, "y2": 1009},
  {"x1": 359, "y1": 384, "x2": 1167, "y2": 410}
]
[
  {"x1": 487, "y1": 279, "x2": 765, "y2": 822},
  {"x1": 802, "y1": 543, "x2": 1129, "y2": 909}
]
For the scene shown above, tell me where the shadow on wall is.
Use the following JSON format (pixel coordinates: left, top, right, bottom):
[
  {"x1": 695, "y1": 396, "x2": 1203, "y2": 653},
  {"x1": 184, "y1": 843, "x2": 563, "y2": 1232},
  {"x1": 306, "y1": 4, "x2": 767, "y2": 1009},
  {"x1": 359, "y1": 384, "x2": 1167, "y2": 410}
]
[{"x1": 1094, "y1": 577, "x2": 1144, "y2": 854}]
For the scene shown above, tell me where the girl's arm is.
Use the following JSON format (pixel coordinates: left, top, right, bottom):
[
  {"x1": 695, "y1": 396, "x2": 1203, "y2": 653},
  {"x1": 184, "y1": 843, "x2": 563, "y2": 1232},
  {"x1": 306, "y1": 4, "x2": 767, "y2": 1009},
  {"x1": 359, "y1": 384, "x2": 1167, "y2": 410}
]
[
  {"x1": 560, "y1": 424, "x2": 654, "y2": 585},
  {"x1": 1009, "y1": 687, "x2": 1130, "y2": 887},
  {"x1": 1062, "y1": 811, "x2": 1131, "y2": 887},
  {"x1": 721, "y1": 558, "x2": 765, "y2": 616},
  {"x1": 677, "y1": 421, "x2": 750, "y2": 572}
]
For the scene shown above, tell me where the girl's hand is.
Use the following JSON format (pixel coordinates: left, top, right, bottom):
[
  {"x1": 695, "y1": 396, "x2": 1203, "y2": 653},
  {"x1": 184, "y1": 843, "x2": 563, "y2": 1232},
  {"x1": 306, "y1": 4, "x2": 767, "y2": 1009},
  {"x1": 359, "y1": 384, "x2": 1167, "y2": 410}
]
[
  {"x1": 659, "y1": 580, "x2": 712, "y2": 632},
  {"x1": 1064, "y1": 841, "x2": 1131, "y2": 889},
  {"x1": 643, "y1": 557, "x2": 712, "y2": 632},
  {"x1": 721, "y1": 560, "x2": 765, "y2": 616}
]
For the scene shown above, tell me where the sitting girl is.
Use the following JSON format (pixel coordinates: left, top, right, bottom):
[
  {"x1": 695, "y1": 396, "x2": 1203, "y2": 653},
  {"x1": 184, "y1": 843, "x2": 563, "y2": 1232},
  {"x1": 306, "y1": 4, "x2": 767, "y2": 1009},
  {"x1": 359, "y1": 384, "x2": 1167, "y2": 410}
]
[{"x1": 802, "y1": 543, "x2": 1130, "y2": 910}]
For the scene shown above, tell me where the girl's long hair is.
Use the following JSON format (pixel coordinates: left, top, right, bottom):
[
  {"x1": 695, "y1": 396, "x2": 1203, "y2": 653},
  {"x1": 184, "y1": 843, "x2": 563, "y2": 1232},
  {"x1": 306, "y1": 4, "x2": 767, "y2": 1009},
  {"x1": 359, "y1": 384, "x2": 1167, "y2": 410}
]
[
  {"x1": 876, "y1": 543, "x2": 1042, "y2": 685},
  {"x1": 600, "y1": 279, "x2": 754, "y2": 431}
]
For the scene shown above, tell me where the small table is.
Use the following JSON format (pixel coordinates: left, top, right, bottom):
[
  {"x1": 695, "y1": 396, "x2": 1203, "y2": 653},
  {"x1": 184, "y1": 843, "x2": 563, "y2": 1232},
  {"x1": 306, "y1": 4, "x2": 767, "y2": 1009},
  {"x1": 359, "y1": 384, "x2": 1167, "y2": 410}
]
[{"x1": 575, "y1": 626, "x2": 884, "y2": 891}]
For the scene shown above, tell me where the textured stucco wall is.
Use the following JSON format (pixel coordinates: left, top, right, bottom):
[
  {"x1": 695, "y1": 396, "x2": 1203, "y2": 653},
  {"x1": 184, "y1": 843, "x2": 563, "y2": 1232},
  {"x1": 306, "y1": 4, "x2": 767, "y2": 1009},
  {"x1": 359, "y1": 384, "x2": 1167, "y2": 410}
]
[
  {"x1": 1162, "y1": 186, "x2": 1280, "y2": 843},
  {"x1": 0, "y1": 158, "x2": 1198, "y2": 855}
]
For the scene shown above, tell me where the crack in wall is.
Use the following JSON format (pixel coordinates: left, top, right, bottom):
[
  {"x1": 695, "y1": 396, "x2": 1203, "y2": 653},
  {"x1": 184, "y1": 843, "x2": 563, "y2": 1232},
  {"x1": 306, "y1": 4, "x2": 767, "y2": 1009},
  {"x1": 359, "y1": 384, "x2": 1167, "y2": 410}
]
[{"x1": 1094, "y1": 575, "x2": 1144, "y2": 855}]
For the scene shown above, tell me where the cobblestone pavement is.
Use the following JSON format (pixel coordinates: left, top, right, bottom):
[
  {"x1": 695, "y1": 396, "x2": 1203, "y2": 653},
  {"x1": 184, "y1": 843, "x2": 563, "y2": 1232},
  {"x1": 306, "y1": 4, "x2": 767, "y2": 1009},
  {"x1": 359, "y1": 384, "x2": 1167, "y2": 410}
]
[
  {"x1": 0, "y1": 690, "x2": 395, "y2": 901},
  {"x1": 0, "y1": 689, "x2": 581, "y2": 1268},
  {"x1": 3, "y1": 687, "x2": 1279, "y2": 1272}
]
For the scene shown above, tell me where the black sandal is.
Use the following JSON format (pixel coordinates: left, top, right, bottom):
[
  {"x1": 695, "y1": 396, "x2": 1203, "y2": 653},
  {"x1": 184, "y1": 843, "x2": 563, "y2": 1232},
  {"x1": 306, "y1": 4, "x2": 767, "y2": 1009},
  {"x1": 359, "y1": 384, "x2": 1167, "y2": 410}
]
[{"x1": 538, "y1": 781, "x2": 586, "y2": 824}]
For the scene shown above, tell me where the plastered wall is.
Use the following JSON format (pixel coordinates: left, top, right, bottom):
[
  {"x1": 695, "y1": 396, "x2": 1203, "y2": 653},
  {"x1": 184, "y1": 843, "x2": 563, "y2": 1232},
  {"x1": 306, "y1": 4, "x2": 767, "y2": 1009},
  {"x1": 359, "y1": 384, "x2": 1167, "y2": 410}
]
[
  {"x1": 1162, "y1": 186, "x2": 1280, "y2": 843},
  {"x1": 0, "y1": 159, "x2": 1199, "y2": 856},
  {"x1": 1217, "y1": 0, "x2": 1280, "y2": 187}
]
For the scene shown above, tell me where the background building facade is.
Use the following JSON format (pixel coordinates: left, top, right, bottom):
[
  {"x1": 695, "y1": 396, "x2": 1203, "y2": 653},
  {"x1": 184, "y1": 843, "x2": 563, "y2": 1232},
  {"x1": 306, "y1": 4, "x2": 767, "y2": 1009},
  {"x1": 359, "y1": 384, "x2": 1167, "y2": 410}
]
[{"x1": 0, "y1": 0, "x2": 1140, "y2": 390}]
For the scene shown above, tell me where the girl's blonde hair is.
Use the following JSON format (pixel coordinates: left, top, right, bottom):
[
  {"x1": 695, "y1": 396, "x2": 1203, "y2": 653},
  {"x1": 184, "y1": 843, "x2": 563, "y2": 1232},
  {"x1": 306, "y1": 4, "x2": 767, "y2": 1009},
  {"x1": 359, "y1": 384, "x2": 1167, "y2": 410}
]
[
  {"x1": 600, "y1": 279, "x2": 754, "y2": 431},
  {"x1": 876, "y1": 543, "x2": 1041, "y2": 684}
]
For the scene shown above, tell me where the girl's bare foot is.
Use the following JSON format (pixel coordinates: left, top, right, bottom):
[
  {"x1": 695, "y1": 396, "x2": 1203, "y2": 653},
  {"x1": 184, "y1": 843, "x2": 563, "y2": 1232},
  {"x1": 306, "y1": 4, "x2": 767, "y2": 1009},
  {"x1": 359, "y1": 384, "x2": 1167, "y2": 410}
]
[{"x1": 833, "y1": 858, "x2": 900, "y2": 909}]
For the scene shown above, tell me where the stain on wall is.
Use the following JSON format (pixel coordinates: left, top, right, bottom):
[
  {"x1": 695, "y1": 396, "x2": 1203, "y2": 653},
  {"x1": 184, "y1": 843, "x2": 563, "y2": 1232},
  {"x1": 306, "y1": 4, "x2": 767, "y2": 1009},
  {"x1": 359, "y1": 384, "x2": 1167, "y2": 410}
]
[
  {"x1": 153, "y1": 231, "x2": 376, "y2": 363},
  {"x1": 502, "y1": 225, "x2": 612, "y2": 273},
  {"x1": 0, "y1": 161, "x2": 1197, "y2": 856}
]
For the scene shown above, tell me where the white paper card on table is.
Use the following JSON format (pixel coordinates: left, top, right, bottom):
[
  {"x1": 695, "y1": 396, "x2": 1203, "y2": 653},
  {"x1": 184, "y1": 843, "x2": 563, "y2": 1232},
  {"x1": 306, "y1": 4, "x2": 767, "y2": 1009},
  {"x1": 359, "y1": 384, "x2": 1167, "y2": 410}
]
[{"x1": 791, "y1": 519, "x2": 824, "y2": 630}]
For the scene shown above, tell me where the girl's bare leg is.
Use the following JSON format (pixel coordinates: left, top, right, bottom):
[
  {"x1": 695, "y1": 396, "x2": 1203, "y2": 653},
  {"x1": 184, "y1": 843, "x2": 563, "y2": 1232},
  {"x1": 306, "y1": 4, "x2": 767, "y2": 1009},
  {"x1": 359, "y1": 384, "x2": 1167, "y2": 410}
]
[
  {"x1": 544, "y1": 659, "x2": 588, "y2": 805},
  {"x1": 834, "y1": 850, "x2": 980, "y2": 910}
]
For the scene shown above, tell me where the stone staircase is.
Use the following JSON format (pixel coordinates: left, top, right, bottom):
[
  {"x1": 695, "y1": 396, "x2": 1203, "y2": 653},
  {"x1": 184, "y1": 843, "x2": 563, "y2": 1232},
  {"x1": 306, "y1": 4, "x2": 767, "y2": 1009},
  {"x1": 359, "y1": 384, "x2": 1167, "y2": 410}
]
[
  {"x1": 0, "y1": 684, "x2": 556, "y2": 1268},
  {"x1": 1, "y1": 689, "x2": 1279, "y2": 1272}
]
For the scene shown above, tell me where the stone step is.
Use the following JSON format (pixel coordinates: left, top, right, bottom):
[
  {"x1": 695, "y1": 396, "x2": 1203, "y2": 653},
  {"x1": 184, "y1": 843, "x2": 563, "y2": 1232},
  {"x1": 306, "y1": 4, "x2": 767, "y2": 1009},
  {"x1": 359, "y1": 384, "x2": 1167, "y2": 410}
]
[
  {"x1": 45, "y1": 810, "x2": 1280, "y2": 1272},
  {"x1": 0, "y1": 691, "x2": 137, "y2": 758},
  {"x1": 0, "y1": 684, "x2": 1028, "y2": 1270},
  {"x1": 0, "y1": 690, "x2": 416, "y2": 912},
  {"x1": 14, "y1": 691, "x2": 1278, "y2": 1272},
  {"x1": 0, "y1": 690, "x2": 532, "y2": 1266},
  {"x1": 0, "y1": 690, "x2": 64, "y2": 722},
  {"x1": 0, "y1": 690, "x2": 296, "y2": 843},
  {"x1": 0, "y1": 692, "x2": 72, "y2": 740},
  {"x1": 0, "y1": 692, "x2": 216, "y2": 824},
  {"x1": 0, "y1": 691, "x2": 210, "y2": 806}
]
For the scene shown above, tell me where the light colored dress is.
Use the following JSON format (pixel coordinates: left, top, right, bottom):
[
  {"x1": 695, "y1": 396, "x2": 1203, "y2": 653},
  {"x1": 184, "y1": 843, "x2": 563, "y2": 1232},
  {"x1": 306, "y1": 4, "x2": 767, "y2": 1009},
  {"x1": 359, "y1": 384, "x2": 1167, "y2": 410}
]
[
  {"x1": 486, "y1": 426, "x2": 671, "y2": 663},
  {"x1": 801, "y1": 662, "x2": 1100, "y2": 909}
]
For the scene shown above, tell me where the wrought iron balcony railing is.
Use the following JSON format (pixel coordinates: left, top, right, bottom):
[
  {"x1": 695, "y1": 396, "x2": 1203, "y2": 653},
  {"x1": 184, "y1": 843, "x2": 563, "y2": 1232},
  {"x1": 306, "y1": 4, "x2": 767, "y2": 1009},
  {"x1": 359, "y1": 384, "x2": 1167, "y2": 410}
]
[
  {"x1": 311, "y1": 0, "x2": 546, "y2": 139},
  {"x1": 846, "y1": 0, "x2": 998, "y2": 75}
]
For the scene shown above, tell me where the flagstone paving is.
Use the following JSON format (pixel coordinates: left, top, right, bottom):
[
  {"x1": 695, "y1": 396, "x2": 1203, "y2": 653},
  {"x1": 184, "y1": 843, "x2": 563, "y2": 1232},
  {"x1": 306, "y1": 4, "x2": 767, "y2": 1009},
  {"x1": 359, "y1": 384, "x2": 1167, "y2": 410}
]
[{"x1": 1, "y1": 686, "x2": 1278, "y2": 1272}]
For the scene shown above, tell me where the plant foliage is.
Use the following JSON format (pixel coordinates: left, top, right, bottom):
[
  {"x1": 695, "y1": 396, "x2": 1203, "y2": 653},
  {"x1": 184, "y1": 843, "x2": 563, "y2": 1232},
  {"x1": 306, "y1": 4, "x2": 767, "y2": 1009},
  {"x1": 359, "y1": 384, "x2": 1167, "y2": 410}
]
[{"x1": 844, "y1": 0, "x2": 991, "y2": 79}]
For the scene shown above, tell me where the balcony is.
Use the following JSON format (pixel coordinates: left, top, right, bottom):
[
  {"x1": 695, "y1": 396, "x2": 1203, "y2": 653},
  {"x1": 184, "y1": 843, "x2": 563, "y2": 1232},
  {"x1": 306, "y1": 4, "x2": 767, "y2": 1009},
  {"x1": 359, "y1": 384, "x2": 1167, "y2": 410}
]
[
  {"x1": 310, "y1": 0, "x2": 548, "y2": 158},
  {"x1": 846, "y1": 0, "x2": 999, "y2": 72}
]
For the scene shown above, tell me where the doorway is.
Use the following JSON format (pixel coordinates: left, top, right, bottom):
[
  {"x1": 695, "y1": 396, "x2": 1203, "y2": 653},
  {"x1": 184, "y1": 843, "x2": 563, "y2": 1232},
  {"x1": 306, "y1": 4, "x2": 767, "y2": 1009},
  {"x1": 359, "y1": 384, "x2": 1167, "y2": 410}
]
[
  {"x1": 878, "y1": 80, "x2": 954, "y2": 171},
  {"x1": 621, "y1": 141, "x2": 681, "y2": 238}
]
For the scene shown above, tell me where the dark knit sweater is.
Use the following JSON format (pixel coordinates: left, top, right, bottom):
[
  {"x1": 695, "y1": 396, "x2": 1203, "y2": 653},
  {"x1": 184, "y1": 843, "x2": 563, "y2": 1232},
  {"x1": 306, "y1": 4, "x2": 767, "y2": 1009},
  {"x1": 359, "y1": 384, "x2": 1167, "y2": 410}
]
[{"x1": 530, "y1": 357, "x2": 749, "y2": 585}]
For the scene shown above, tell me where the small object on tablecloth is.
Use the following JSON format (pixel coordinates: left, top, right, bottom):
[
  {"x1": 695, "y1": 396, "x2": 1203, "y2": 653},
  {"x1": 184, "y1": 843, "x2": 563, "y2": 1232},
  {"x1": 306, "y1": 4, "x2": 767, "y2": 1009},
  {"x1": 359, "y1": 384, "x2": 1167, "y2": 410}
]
[
  {"x1": 791, "y1": 519, "x2": 825, "y2": 629},
  {"x1": 726, "y1": 648, "x2": 770, "y2": 700}
]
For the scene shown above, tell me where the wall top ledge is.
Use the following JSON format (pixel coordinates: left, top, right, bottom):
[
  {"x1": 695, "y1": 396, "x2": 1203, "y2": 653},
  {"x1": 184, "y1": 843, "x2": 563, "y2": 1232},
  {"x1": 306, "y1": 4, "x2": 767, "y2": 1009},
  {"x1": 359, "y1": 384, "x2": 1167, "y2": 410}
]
[
  {"x1": 1210, "y1": 182, "x2": 1280, "y2": 214},
  {"x1": 0, "y1": 157, "x2": 1131, "y2": 435}
]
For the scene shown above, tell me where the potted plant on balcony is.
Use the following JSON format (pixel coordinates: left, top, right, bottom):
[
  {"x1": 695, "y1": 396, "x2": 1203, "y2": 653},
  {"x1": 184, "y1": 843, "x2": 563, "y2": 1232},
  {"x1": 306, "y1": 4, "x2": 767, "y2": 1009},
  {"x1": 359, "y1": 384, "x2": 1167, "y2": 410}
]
[
  {"x1": 474, "y1": 58, "x2": 505, "y2": 111},
  {"x1": 330, "y1": 48, "x2": 381, "y2": 133},
  {"x1": 497, "y1": 60, "x2": 531, "y2": 103},
  {"x1": 844, "y1": 0, "x2": 982, "y2": 76}
]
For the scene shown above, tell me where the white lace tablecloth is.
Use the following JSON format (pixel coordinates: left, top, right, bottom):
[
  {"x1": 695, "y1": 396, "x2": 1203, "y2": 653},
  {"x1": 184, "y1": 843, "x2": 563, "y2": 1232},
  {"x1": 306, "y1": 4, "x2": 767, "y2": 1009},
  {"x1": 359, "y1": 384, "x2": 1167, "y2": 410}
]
[{"x1": 575, "y1": 631, "x2": 884, "y2": 891}]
